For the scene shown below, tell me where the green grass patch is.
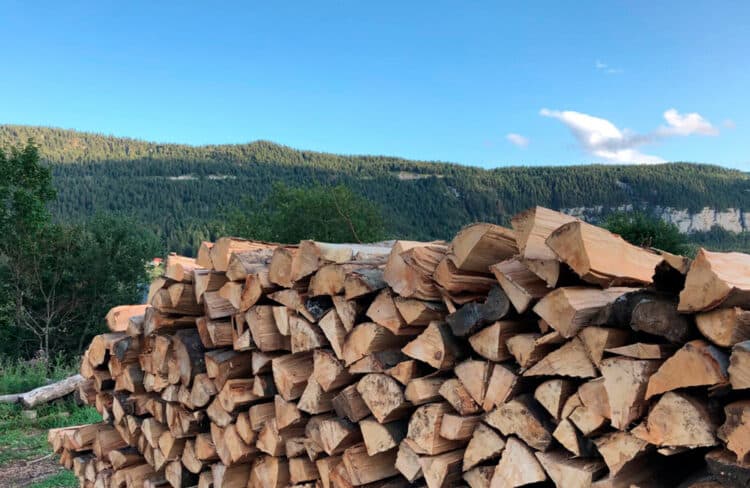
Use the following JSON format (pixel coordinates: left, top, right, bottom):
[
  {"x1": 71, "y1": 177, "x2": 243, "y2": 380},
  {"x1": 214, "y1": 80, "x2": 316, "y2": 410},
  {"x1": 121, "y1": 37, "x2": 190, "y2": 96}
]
[
  {"x1": 0, "y1": 356, "x2": 78, "y2": 395},
  {"x1": 28, "y1": 470, "x2": 78, "y2": 488}
]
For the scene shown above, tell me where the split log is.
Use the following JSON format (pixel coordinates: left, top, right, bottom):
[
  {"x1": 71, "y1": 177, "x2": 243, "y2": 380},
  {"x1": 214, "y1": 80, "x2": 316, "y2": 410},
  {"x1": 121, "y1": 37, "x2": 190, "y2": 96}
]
[
  {"x1": 730, "y1": 340, "x2": 750, "y2": 389},
  {"x1": 360, "y1": 417, "x2": 408, "y2": 455},
  {"x1": 383, "y1": 241, "x2": 448, "y2": 301},
  {"x1": 445, "y1": 286, "x2": 511, "y2": 337},
  {"x1": 402, "y1": 322, "x2": 464, "y2": 370},
  {"x1": 342, "y1": 322, "x2": 407, "y2": 366},
  {"x1": 164, "y1": 254, "x2": 201, "y2": 283},
  {"x1": 367, "y1": 289, "x2": 419, "y2": 336},
  {"x1": 511, "y1": 206, "x2": 578, "y2": 286},
  {"x1": 599, "y1": 357, "x2": 660, "y2": 429},
  {"x1": 679, "y1": 248, "x2": 750, "y2": 312},
  {"x1": 341, "y1": 443, "x2": 399, "y2": 486},
  {"x1": 535, "y1": 450, "x2": 605, "y2": 488},
  {"x1": 404, "y1": 375, "x2": 446, "y2": 406},
  {"x1": 395, "y1": 440, "x2": 424, "y2": 483},
  {"x1": 106, "y1": 305, "x2": 149, "y2": 332},
  {"x1": 490, "y1": 436, "x2": 547, "y2": 487},
  {"x1": 485, "y1": 395, "x2": 553, "y2": 451},
  {"x1": 463, "y1": 423, "x2": 505, "y2": 471},
  {"x1": 718, "y1": 400, "x2": 750, "y2": 462},
  {"x1": 631, "y1": 391, "x2": 718, "y2": 448},
  {"x1": 433, "y1": 256, "x2": 496, "y2": 295},
  {"x1": 419, "y1": 448, "x2": 465, "y2": 488},
  {"x1": 357, "y1": 374, "x2": 411, "y2": 423},
  {"x1": 534, "y1": 379, "x2": 576, "y2": 420},
  {"x1": 344, "y1": 268, "x2": 387, "y2": 299},
  {"x1": 449, "y1": 223, "x2": 517, "y2": 273},
  {"x1": 468, "y1": 320, "x2": 535, "y2": 362},
  {"x1": 210, "y1": 237, "x2": 272, "y2": 272},
  {"x1": 630, "y1": 295, "x2": 695, "y2": 343},
  {"x1": 393, "y1": 297, "x2": 445, "y2": 326},
  {"x1": 439, "y1": 413, "x2": 481, "y2": 440},
  {"x1": 697, "y1": 307, "x2": 750, "y2": 347},
  {"x1": 645, "y1": 340, "x2": 728, "y2": 399},
  {"x1": 439, "y1": 378, "x2": 481, "y2": 415},
  {"x1": 332, "y1": 384, "x2": 370, "y2": 423},
  {"x1": 577, "y1": 326, "x2": 630, "y2": 367},
  {"x1": 533, "y1": 286, "x2": 636, "y2": 338},
  {"x1": 605, "y1": 342, "x2": 675, "y2": 359},
  {"x1": 507, "y1": 332, "x2": 564, "y2": 370},
  {"x1": 546, "y1": 220, "x2": 663, "y2": 287},
  {"x1": 523, "y1": 337, "x2": 598, "y2": 379},
  {"x1": 463, "y1": 466, "x2": 493, "y2": 488},
  {"x1": 490, "y1": 258, "x2": 549, "y2": 314},
  {"x1": 592, "y1": 431, "x2": 648, "y2": 476},
  {"x1": 272, "y1": 352, "x2": 314, "y2": 401},
  {"x1": 406, "y1": 402, "x2": 465, "y2": 455}
]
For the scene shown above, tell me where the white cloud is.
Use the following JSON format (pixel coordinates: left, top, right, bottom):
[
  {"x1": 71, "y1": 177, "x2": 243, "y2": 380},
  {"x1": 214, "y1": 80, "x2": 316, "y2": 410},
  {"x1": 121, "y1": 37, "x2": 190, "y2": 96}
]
[
  {"x1": 540, "y1": 108, "x2": 664, "y2": 164},
  {"x1": 506, "y1": 133, "x2": 530, "y2": 148},
  {"x1": 595, "y1": 60, "x2": 623, "y2": 75},
  {"x1": 659, "y1": 108, "x2": 718, "y2": 136},
  {"x1": 723, "y1": 119, "x2": 736, "y2": 129}
]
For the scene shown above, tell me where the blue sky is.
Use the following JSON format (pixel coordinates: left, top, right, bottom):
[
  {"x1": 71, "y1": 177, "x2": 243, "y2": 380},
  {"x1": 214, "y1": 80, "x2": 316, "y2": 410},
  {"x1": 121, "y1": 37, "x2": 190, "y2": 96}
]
[{"x1": 1, "y1": 1, "x2": 748, "y2": 168}]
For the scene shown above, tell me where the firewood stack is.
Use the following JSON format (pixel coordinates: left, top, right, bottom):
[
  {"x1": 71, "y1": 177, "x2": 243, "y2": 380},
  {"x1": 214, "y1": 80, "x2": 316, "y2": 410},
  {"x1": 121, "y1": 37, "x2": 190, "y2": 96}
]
[{"x1": 49, "y1": 206, "x2": 750, "y2": 487}]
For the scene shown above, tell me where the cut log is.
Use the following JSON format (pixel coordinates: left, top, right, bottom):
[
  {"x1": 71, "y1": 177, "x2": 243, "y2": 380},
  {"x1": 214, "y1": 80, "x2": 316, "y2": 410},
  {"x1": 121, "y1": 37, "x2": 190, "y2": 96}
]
[
  {"x1": 535, "y1": 450, "x2": 605, "y2": 488},
  {"x1": 343, "y1": 322, "x2": 408, "y2": 366},
  {"x1": 290, "y1": 315, "x2": 329, "y2": 353},
  {"x1": 383, "y1": 241, "x2": 448, "y2": 301},
  {"x1": 396, "y1": 440, "x2": 424, "y2": 482},
  {"x1": 490, "y1": 436, "x2": 547, "y2": 487},
  {"x1": 393, "y1": 298, "x2": 445, "y2": 327},
  {"x1": 645, "y1": 340, "x2": 728, "y2": 399},
  {"x1": 367, "y1": 289, "x2": 418, "y2": 336},
  {"x1": 419, "y1": 448, "x2": 465, "y2": 488},
  {"x1": 341, "y1": 442, "x2": 399, "y2": 486},
  {"x1": 482, "y1": 364, "x2": 522, "y2": 411},
  {"x1": 533, "y1": 286, "x2": 636, "y2": 338},
  {"x1": 203, "y1": 290, "x2": 236, "y2": 320},
  {"x1": 577, "y1": 378, "x2": 610, "y2": 420},
  {"x1": 468, "y1": 320, "x2": 535, "y2": 362},
  {"x1": 592, "y1": 431, "x2": 648, "y2": 476},
  {"x1": 534, "y1": 379, "x2": 576, "y2": 420},
  {"x1": 546, "y1": 220, "x2": 663, "y2": 287},
  {"x1": 360, "y1": 417, "x2": 408, "y2": 455},
  {"x1": 630, "y1": 295, "x2": 696, "y2": 343},
  {"x1": 250, "y1": 456, "x2": 290, "y2": 488},
  {"x1": 485, "y1": 395, "x2": 553, "y2": 451},
  {"x1": 524, "y1": 337, "x2": 598, "y2": 379},
  {"x1": 490, "y1": 258, "x2": 549, "y2": 314},
  {"x1": 313, "y1": 349, "x2": 353, "y2": 392},
  {"x1": 439, "y1": 378, "x2": 480, "y2": 415},
  {"x1": 406, "y1": 402, "x2": 465, "y2": 455},
  {"x1": 272, "y1": 352, "x2": 314, "y2": 401},
  {"x1": 463, "y1": 466, "x2": 493, "y2": 488},
  {"x1": 679, "y1": 248, "x2": 750, "y2": 312},
  {"x1": 356, "y1": 374, "x2": 411, "y2": 423},
  {"x1": 632, "y1": 391, "x2": 718, "y2": 448},
  {"x1": 730, "y1": 340, "x2": 750, "y2": 389},
  {"x1": 298, "y1": 377, "x2": 337, "y2": 415},
  {"x1": 454, "y1": 359, "x2": 492, "y2": 407},
  {"x1": 404, "y1": 375, "x2": 446, "y2": 406},
  {"x1": 402, "y1": 321, "x2": 464, "y2": 370},
  {"x1": 344, "y1": 268, "x2": 387, "y2": 300},
  {"x1": 463, "y1": 423, "x2": 505, "y2": 471},
  {"x1": 577, "y1": 326, "x2": 630, "y2": 367},
  {"x1": 445, "y1": 286, "x2": 511, "y2": 337},
  {"x1": 599, "y1": 357, "x2": 660, "y2": 429},
  {"x1": 318, "y1": 309, "x2": 348, "y2": 360},
  {"x1": 718, "y1": 400, "x2": 750, "y2": 463},
  {"x1": 332, "y1": 384, "x2": 370, "y2": 423},
  {"x1": 552, "y1": 418, "x2": 594, "y2": 457},
  {"x1": 511, "y1": 206, "x2": 578, "y2": 286},
  {"x1": 705, "y1": 448, "x2": 750, "y2": 488},
  {"x1": 164, "y1": 254, "x2": 201, "y2": 283},
  {"x1": 433, "y1": 256, "x2": 496, "y2": 295},
  {"x1": 210, "y1": 237, "x2": 271, "y2": 272},
  {"x1": 605, "y1": 342, "x2": 675, "y2": 359},
  {"x1": 106, "y1": 305, "x2": 149, "y2": 332},
  {"x1": 439, "y1": 413, "x2": 481, "y2": 441},
  {"x1": 449, "y1": 223, "x2": 517, "y2": 272},
  {"x1": 17, "y1": 374, "x2": 85, "y2": 408},
  {"x1": 697, "y1": 307, "x2": 750, "y2": 347},
  {"x1": 507, "y1": 332, "x2": 564, "y2": 370}
]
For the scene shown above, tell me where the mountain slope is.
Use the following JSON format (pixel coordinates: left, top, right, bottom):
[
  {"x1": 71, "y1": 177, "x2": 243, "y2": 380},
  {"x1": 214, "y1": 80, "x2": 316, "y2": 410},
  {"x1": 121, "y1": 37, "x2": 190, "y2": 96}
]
[{"x1": 2, "y1": 125, "x2": 749, "y2": 254}]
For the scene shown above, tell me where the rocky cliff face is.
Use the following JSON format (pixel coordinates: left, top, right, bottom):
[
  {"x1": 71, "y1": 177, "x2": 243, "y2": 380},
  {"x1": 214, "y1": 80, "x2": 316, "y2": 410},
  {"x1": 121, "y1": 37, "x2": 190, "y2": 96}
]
[{"x1": 562, "y1": 206, "x2": 750, "y2": 233}]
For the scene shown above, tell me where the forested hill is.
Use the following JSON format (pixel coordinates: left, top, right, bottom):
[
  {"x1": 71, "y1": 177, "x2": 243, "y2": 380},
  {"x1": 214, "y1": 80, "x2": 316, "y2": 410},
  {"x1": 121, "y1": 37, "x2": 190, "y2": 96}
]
[{"x1": 2, "y1": 124, "x2": 750, "y2": 255}]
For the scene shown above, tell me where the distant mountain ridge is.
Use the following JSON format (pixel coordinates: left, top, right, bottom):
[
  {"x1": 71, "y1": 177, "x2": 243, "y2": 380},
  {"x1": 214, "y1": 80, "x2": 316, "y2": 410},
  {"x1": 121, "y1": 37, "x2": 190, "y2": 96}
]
[{"x1": 2, "y1": 124, "x2": 749, "y2": 254}]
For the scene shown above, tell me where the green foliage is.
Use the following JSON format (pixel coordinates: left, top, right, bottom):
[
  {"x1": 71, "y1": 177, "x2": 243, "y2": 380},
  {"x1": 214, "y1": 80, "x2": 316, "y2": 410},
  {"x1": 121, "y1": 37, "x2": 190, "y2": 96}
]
[
  {"x1": 687, "y1": 226, "x2": 750, "y2": 254},
  {"x1": 0, "y1": 355, "x2": 77, "y2": 395},
  {"x1": 3, "y1": 125, "x2": 750, "y2": 255},
  {"x1": 221, "y1": 184, "x2": 386, "y2": 243},
  {"x1": 604, "y1": 211, "x2": 690, "y2": 255}
]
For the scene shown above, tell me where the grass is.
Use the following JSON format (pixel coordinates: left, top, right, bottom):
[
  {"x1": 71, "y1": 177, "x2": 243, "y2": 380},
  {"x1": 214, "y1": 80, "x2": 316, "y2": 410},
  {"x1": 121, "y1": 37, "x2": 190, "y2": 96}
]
[
  {"x1": 28, "y1": 471, "x2": 78, "y2": 488},
  {"x1": 0, "y1": 356, "x2": 101, "y2": 487}
]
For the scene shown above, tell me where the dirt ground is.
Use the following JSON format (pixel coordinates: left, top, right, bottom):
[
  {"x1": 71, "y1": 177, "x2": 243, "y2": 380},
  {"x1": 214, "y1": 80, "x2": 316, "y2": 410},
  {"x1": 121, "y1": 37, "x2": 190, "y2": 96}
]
[{"x1": 0, "y1": 456, "x2": 64, "y2": 488}]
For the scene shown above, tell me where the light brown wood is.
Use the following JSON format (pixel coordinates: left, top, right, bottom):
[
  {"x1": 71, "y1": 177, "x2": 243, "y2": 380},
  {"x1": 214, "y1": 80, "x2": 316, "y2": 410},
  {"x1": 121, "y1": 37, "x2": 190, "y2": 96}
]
[
  {"x1": 592, "y1": 431, "x2": 648, "y2": 476},
  {"x1": 343, "y1": 322, "x2": 407, "y2": 366},
  {"x1": 313, "y1": 349, "x2": 354, "y2": 392},
  {"x1": 535, "y1": 450, "x2": 605, "y2": 488},
  {"x1": 697, "y1": 307, "x2": 750, "y2": 347},
  {"x1": 406, "y1": 402, "x2": 465, "y2": 455},
  {"x1": 464, "y1": 466, "x2": 494, "y2": 488},
  {"x1": 419, "y1": 447, "x2": 465, "y2": 488},
  {"x1": 491, "y1": 258, "x2": 550, "y2": 314},
  {"x1": 490, "y1": 436, "x2": 547, "y2": 487},
  {"x1": 384, "y1": 241, "x2": 448, "y2": 301},
  {"x1": 468, "y1": 320, "x2": 534, "y2": 362},
  {"x1": 367, "y1": 289, "x2": 419, "y2": 336},
  {"x1": 401, "y1": 322, "x2": 463, "y2": 370},
  {"x1": 250, "y1": 455, "x2": 290, "y2": 488},
  {"x1": 344, "y1": 267, "x2": 387, "y2": 299},
  {"x1": 524, "y1": 337, "x2": 598, "y2": 379},
  {"x1": 533, "y1": 286, "x2": 636, "y2": 338},
  {"x1": 357, "y1": 373, "x2": 411, "y2": 423},
  {"x1": 210, "y1": 237, "x2": 272, "y2": 272},
  {"x1": 718, "y1": 400, "x2": 750, "y2": 462},
  {"x1": 434, "y1": 256, "x2": 496, "y2": 295},
  {"x1": 506, "y1": 332, "x2": 564, "y2": 370},
  {"x1": 439, "y1": 413, "x2": 481, "y2": 440},
  {"x1": 511, "y1": 206, "x2": 578, "y2": 286},
  {"x1": 332, "y1": 384, "x2": 370, "y2": 423},
  {"x1": 577, "y1": 326, "x2": 630, "y2": 367},
  {"x1": 272, "y1": 352, "x2": 314, "y2": 401},
  {"x1": 599, "y1": 357, "x2": 660, "y2": 430},
  {"x1": 546, "y1": 220, "x2": 663, "y2": 287},
  {"x1": 164, "y1": 254, "x2": 201, "y2": 283},
  {"x1": 360, "y1": 417, "x2": 408, "y2": 455},
  {"x1": 450, "y1": 223, "x2": 517, "y2": 272},
  {"x1": 247, "y1": 305, "x2": 291, "y2": 352},
  {"x1": 730, "y1": 340, "x2": 750, "y2": 389},
  {"x1": 534, "y1": 379, "x2": 576, "y2": 420},
  {"x1": 341, "y1": 442, "x2": 399, "y2": 486},
  {"x1": 404, "y1": 375, "x2": 446, "y2": 406},
  {"x1": 679, "y1": 248, "x2": 750, "y2": 312},
  {"x1": 106, "y1": 305, "x2": 149, "y2": 332},
  {"x1": 631, "y1": 391, "x2": 718, "y2": 448},
  {"x1": 605, "y1": 342, "x2": 675, "y2": 359},
  {"x1": 395, "y1": 440, "x2": 424, "y2": 482},
  {"x1": 645, "y1": 339, "x2": 728, "y2": 399},
  {"x1": 439, "y1": 378, "x2": 481, "y2": 415},
  {"x1": 482, "y1": 364, "x2": 521, "y2": 412},
  {"x1": 485, "y1": 395, "x2": 553, "y2": 451},
  {"x1": 290, "y1": 315, "x2": 329, "y2": 353},
  {"x1": 463, "y1": 423, "x2": 505, "y2": 471}
]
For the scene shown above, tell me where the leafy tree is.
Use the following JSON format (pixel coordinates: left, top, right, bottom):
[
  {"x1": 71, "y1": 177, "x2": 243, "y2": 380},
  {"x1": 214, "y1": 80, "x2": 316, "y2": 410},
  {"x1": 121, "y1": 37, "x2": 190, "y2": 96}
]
[
  {"x1": 604, "y1": 211, "x2": 689, "y2": 255},
  {"x1": 221, "y1": 184, "x2": 386, "y2": 243}
]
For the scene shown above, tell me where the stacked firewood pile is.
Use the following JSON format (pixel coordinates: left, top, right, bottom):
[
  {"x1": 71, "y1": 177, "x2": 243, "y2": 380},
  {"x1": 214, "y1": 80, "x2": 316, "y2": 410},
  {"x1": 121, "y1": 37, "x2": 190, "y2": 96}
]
[{"x1": 48, "y1": 206, "x2": 750, "y2": 487}]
